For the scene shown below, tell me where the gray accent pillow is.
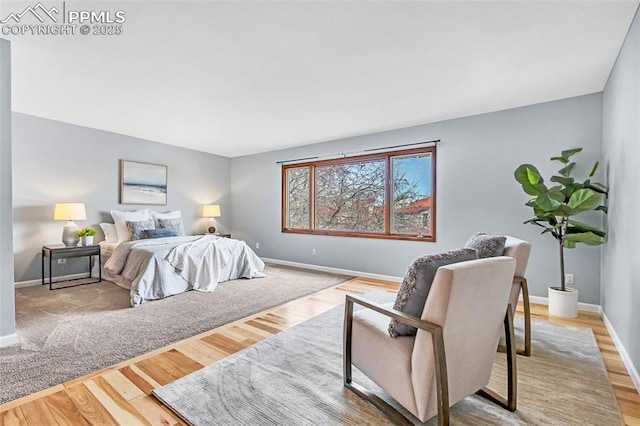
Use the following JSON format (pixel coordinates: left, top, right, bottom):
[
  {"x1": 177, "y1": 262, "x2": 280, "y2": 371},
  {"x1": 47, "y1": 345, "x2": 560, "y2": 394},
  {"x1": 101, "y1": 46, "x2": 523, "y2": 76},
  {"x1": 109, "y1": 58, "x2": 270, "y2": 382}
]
[
  {"x1": 157, "y1": 218, "x2": 185, "y2": 236},
  {"x1": 464, "y1": 232, "x2": 507, "y2": 258},
  {"x1": 143, "y1": 228, "x2": 177, "y2": 239},
  {"x1": 126, "y1": 219, "x2": 155, "y2": 241},
  {"x1": 388, "y1": 248, "x2": 478, "y2": 337}
]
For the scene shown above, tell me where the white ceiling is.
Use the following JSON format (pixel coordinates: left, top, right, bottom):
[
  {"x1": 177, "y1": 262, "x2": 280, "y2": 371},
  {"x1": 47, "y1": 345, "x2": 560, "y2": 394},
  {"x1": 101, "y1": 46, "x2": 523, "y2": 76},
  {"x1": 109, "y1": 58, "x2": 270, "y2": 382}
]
[{"x1": 3, "y1": 1, "x2": 638, "y2": 157}]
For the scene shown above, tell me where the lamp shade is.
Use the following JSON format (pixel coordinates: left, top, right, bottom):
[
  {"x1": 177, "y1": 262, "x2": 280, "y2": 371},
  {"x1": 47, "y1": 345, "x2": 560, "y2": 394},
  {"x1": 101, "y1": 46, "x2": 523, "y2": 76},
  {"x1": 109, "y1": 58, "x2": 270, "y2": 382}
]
[
  {"x1": 54, "y1": 203, "x2": 86, "y2": 221},
  {"x1": 202, "y1": 205, "x2": 221, "y2": 218}
]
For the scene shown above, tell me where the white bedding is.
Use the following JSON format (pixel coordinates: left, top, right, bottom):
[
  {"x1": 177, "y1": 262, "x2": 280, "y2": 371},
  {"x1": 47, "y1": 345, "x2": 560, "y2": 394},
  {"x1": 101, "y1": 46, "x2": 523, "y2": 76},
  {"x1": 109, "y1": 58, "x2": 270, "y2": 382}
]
[{"x1": 104, "y1": 235, "x2": 265, "y2": 306}]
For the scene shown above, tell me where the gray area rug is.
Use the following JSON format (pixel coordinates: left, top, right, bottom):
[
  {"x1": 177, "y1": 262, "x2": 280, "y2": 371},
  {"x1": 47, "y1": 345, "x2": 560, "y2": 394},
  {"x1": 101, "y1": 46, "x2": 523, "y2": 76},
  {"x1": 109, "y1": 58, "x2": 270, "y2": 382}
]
[
  {"x1": 154, "y1": 291, "x2": 624, "y2": 426},
  {"x1": 0, "y1": 264, "x2": 349, "y2": 404}
]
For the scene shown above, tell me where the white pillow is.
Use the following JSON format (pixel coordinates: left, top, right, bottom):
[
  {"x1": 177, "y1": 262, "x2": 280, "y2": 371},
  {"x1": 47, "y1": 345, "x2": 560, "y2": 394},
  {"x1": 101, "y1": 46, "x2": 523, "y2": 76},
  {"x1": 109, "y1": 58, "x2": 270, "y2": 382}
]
[
  {"x1": 151, "y1": 210, "x2": 181, "y2": 227},
  {"x1": 110, "y1": 209, "x2": 151, "y2": 242},
  {"x1": 100, "y1": 223, "x2": 118, "y2": 243}
]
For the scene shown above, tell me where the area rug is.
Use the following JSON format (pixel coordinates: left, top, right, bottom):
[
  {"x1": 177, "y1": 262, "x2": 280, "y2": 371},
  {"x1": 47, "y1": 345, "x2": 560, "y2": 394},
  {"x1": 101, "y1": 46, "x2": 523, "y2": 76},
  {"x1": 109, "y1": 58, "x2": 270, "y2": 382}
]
[
  {"x1": 154, "y1": 292, "x2": 624, "y2": 426},
  {"x1": 0, "y1": 264, "x2": 350, "y2": 404}
]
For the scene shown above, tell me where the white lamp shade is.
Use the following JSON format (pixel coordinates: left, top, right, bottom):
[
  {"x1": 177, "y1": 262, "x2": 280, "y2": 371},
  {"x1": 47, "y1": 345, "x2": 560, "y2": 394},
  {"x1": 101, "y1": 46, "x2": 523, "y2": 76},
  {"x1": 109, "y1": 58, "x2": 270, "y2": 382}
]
[
  {"x1": 203, "y1": 205, "x2": 221, "y2": 218},
  {"x1": 54, "y1": 203, "x2": 86, "y2": 221}
]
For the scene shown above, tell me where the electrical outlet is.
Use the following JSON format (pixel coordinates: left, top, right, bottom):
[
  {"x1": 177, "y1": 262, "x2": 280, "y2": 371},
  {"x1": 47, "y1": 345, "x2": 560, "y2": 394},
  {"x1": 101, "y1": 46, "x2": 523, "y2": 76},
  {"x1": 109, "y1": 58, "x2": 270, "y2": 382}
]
[
  {"x1": 565, "y1": 273, "x2": 574, "y2": 285},
  {"x1": 312, "y1": 248, "x2": 317, "y2": 256},
  {"x1": 255, "y1": 242, "x2": 260, "y2": 249},
  {"x1": 57, "y1": 259, "x2": 66, "y2": 264}
]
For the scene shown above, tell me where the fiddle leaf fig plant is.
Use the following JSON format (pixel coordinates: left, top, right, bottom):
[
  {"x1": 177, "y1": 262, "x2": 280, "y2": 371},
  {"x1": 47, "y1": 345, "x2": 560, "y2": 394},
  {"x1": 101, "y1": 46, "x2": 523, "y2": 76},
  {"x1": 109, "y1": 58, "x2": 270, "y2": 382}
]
[{"x1": 514, "y1": 148, "x2": 608, "y2": 292}]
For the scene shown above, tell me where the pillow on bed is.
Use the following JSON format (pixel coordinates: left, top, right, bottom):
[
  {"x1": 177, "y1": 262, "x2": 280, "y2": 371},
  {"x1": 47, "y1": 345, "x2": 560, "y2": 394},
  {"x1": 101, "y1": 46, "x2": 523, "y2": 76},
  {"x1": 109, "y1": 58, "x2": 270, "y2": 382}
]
[
  {"x1": 151, "y1": 210, "x2": 181, "y2": 227},
  {"x1": 111, "y1": 209, "x2": 151, "y2": 242},
  {"x1": 143, "y1": 228, "x2": 178, "y2": 239},
  {"x1": 157, "y1": 218, "x2": 185, "y2": 236},
  {"x1": 126, "y1": 219, "x2": 155, "y2": 241},
  {"x1": 100, "y1": 223, "x2": 118, "y2": 243}
]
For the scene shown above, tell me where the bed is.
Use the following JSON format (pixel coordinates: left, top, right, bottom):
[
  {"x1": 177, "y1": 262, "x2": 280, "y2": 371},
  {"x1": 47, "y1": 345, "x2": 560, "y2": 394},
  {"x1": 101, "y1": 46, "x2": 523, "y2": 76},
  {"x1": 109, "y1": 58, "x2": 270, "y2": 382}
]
[
  {"x1": 96, "y1": 209, "x2": 266, "y2": 306},
  {"x1": 99, "y1": 235, "x2": 265, "y2": 307}
]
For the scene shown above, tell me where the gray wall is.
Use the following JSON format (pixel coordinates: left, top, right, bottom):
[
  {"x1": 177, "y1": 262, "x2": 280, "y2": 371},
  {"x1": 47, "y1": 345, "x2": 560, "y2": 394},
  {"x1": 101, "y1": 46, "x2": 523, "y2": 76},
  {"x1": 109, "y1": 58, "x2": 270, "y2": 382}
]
[
  {"x1": 12, "y1": 114, "x2": 231, "y2": 282},
  {"x1": 0, "y1": 39, "x2": 16, "y2": 344},
  {"x1": 231, "y1": 94, "x2": 604, "y2": 304},
  {"x1": 602, "y1": 7, "x2": 640, "y2": 382}
]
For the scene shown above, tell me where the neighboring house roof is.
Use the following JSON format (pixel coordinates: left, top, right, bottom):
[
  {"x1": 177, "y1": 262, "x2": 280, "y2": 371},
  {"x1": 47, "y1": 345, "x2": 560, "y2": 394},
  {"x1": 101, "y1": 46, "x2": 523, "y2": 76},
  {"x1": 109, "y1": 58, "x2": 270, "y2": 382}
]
[{"x1": 397, "y1": 197, "x2": 431, "y2": 214}]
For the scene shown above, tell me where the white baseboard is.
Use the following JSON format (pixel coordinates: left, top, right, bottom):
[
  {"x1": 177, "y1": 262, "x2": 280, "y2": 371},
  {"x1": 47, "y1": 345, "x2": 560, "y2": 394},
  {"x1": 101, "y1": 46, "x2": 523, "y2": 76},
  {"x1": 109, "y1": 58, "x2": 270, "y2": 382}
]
[
  {"x1": 602, "y1": 312, "x2": 640, "y2": 393},
  {"x1": 526, "y1": 295, "x2": 602, "y2": 314},
  {"x1": 15, "y1": 272, "x2": 92, "y2": 288},
  {"x1": 261, "y1": 258, "x2": 403, "y2": 283},
  {"x1": 262, "y1": 259, "x2": 605, "y2": 316},
  {"x1": 0, "y1": 333, "x2": 19, "y2": 347}
]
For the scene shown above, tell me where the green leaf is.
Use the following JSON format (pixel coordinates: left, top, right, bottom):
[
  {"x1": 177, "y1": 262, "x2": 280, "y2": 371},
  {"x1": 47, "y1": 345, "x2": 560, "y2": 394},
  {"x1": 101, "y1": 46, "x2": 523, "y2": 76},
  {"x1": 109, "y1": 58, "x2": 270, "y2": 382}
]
[
  {"x1": 567, "y1": 220, "x2": 606, "y2": 237},
  {"x1": 589, "y1": 161, "x2": 599, "y2": 177},
  {"x1": 586, "y1": 182, "x2": 608, "y2": 194},
  {"x1": 561, "y1": 183, "x2": 578, "y2": 199},
  {"x1": 525, "y1": 199, "x2": 536, "y2": 207},
  {"x1": 563, "y1": 239, "x2": 577, "y2": 249},
  {"x1": 561, "y1": 148, "x2": 583, "y2": 159},
  {"x1": 514, "y1": 164, "x2": 542, "y2": 185},
  {"x1": 522, "y1": 182, "x2": 548, "y2": 196},
  {"x1": 596, "y1": 205, "x2": 608, "y2": 214},
  {"x1": 535, "y1": 190, "x2": 564, "y2": 212},
  {"x1": 559, "y1": 162, "x2": 576, "y2": 177},
  {"x1": 551, "y1": 156, "x2": 569, "y2": 164},
  {"x1": 550, "y1": 175, "x2": 574, "y2": 186},
  {"x1": 564, "y1": 231, "x2": 604, "y2": 246},
  {"x1": 567, "y1": 188, "x2": 600, "y2": 212}
]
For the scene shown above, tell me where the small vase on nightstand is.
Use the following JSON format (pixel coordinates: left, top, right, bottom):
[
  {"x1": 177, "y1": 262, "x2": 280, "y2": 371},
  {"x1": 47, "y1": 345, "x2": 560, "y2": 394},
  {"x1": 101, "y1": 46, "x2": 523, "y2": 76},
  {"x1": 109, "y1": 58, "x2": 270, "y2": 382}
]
[{"x1": 81, "y1": 236, "x2": 94, "y2": 246}]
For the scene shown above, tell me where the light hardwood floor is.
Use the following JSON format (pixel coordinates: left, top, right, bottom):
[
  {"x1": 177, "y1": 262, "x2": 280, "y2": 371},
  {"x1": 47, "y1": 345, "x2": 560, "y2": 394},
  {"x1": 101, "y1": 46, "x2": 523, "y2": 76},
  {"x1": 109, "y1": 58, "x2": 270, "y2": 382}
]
[{"x1": 1, "y1": 277, "x2": 639, "y2": 425}]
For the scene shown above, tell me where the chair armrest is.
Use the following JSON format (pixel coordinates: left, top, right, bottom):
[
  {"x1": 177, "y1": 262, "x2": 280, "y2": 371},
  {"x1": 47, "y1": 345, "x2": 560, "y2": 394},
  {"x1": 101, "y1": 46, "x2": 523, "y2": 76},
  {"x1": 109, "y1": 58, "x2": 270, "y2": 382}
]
[{"x1": 345, "y1": 293, "x2": 442, "y2": 335}]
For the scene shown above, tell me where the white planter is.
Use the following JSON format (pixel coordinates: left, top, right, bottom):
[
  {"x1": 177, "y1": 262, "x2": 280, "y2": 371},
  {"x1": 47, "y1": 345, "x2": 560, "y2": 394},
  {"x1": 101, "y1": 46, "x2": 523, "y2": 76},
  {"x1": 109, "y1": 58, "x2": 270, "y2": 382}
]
[
  {"x1": 548, "y1": 286, "x2": 578, "y2": 318},
  {"x1": 81, "y1": 236, "x2": 94, "y2": 246}
]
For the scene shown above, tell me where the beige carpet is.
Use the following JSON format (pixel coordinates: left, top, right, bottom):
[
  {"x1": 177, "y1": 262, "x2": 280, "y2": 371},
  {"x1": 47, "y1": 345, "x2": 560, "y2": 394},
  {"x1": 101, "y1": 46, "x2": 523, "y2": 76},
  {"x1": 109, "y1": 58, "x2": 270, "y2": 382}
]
[
  {"x1": 0, "y1": 264, "x2": 350, "y2": 404},
  {"x1": 155, "y1": 291, "x2": 624, "y2": 426}
]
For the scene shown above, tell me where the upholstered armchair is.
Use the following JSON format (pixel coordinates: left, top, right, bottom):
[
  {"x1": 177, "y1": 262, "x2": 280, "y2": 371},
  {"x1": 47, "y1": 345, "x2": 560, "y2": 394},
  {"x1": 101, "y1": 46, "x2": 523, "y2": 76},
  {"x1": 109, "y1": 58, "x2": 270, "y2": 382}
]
[
  {"x1": 503, "y1": 236, "x2": 533, "y2": 356},
  {"x1": 344, "y1": 257, "x2": 517, "y2": 425}
]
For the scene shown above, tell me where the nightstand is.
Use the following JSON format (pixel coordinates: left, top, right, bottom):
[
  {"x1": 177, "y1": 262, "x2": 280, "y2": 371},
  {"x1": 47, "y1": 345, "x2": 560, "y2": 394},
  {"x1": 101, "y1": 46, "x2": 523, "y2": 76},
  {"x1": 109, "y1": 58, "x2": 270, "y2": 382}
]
[{"x1": 41, "y1": 245, "x2": 101, "y2": 290}]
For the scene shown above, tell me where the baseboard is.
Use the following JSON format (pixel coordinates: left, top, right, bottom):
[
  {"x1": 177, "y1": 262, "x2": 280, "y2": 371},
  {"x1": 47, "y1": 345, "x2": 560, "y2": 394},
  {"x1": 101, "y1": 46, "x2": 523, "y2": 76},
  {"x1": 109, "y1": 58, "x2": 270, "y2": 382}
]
[
  {"x1": 0, "y1": 333, "x2": 19, "y2": 348},
  {"x1": 261, "y1": 258, "x2": 403, "y2": 283},
  {"x1": 526, "y1": 295, "x2": 602, "y2": 314},
  {"x1": 602, "y1": 312, "x2": 640, "y2": 393},
  {"x1": 15, "y1": 272, "x2": 92, "y2": 288}
]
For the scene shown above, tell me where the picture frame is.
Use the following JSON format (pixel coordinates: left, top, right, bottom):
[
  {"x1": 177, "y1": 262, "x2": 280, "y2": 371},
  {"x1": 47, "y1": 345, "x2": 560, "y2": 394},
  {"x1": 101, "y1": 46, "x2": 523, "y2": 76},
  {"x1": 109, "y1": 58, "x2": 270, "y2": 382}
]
[{"x1": 120, "y1": 160, "x2": 168, "y2": 205}]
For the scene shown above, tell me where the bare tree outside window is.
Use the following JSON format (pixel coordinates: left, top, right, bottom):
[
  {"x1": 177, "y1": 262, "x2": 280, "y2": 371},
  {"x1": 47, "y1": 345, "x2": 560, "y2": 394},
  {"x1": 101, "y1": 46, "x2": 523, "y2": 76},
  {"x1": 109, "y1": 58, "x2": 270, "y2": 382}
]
[
  {"x1": 315, "y1": 161, "x2": 385, "y2": 233},
  {"x1": 282, "y1": 146, "x2": 436, "y2": 241},
  {"x1": 286, "y1": 167, "x2": 310, "y2": 229}
]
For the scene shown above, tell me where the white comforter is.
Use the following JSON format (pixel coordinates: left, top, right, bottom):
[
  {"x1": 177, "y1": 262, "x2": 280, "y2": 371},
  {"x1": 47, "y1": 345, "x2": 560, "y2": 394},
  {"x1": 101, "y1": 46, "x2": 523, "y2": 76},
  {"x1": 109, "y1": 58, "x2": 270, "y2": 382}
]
[{"x1": 105, "y1": 235, "x2": 265, "y2": 306}]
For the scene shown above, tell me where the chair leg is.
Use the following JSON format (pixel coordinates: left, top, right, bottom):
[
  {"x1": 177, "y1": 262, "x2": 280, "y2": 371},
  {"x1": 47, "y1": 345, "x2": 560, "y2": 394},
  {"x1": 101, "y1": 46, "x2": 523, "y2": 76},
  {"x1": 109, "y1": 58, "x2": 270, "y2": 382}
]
[
  {"x1": 477, "y1": 305, "x2": 517, "y2": 412},
  {"x1": 519, "y1": 278, "x2": 532, "y2": 357},
  {"x1": 497, "y1": 278, "x2": 532, "y2": 357}
]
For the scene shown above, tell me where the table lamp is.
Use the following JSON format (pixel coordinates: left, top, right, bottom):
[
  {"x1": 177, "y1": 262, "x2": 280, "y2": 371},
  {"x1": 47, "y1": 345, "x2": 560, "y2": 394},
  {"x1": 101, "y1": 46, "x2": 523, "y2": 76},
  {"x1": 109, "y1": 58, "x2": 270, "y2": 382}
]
[
  {"x1": 202, "y1": 204, "x2": 221, "y2": 234},
  {"x1": 54, "y1": 203, "x2": 86, "y2": 246}
]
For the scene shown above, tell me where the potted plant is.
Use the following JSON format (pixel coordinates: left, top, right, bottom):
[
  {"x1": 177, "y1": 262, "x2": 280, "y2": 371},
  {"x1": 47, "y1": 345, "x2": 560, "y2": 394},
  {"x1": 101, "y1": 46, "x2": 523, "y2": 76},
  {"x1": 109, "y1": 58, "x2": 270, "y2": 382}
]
[
  {"x1": 514, "y1": 148, "x2": 608, "y2": 318},
  {"x1": 76, "y1": 227, "x2": 97, "y2": 246}
]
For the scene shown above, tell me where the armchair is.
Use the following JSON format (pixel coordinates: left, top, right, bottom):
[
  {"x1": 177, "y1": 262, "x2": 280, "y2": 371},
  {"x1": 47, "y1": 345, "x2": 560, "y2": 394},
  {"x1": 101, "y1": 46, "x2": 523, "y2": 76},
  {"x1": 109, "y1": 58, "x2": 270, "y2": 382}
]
[{"x1": 344, "y1": 257, "x2": 517, "y2": 425}]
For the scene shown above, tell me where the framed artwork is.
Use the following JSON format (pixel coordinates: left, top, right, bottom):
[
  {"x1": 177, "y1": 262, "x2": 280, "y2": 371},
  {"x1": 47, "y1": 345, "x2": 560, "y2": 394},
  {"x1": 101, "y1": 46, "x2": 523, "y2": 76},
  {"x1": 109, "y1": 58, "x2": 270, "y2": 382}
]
[{"x1": 120, "y1": 160, "x2": 168, "y2": 205}]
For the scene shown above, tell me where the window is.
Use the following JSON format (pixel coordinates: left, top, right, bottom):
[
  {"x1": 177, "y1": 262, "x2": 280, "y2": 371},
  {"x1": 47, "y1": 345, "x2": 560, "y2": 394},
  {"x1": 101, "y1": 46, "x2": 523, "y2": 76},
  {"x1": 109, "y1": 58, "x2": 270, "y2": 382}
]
[{"x1": 282, "y1": 146, "x2": 436, "y2": 241}]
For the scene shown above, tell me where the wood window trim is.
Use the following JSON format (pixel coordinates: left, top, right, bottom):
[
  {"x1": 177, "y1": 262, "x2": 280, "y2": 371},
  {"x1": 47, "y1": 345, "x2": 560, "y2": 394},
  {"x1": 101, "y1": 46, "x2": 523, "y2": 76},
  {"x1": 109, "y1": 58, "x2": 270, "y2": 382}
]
[{"x1": 281, "y1": 146, "x2": 436, "y2": 242}]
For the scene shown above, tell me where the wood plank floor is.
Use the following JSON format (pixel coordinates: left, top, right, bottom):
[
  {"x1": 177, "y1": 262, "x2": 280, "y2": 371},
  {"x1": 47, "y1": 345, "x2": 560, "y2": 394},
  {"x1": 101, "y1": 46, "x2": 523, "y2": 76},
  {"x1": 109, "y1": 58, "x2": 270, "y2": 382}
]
[{"x1": 1, "y1": 277, "x2": 639, "y2": 425}]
